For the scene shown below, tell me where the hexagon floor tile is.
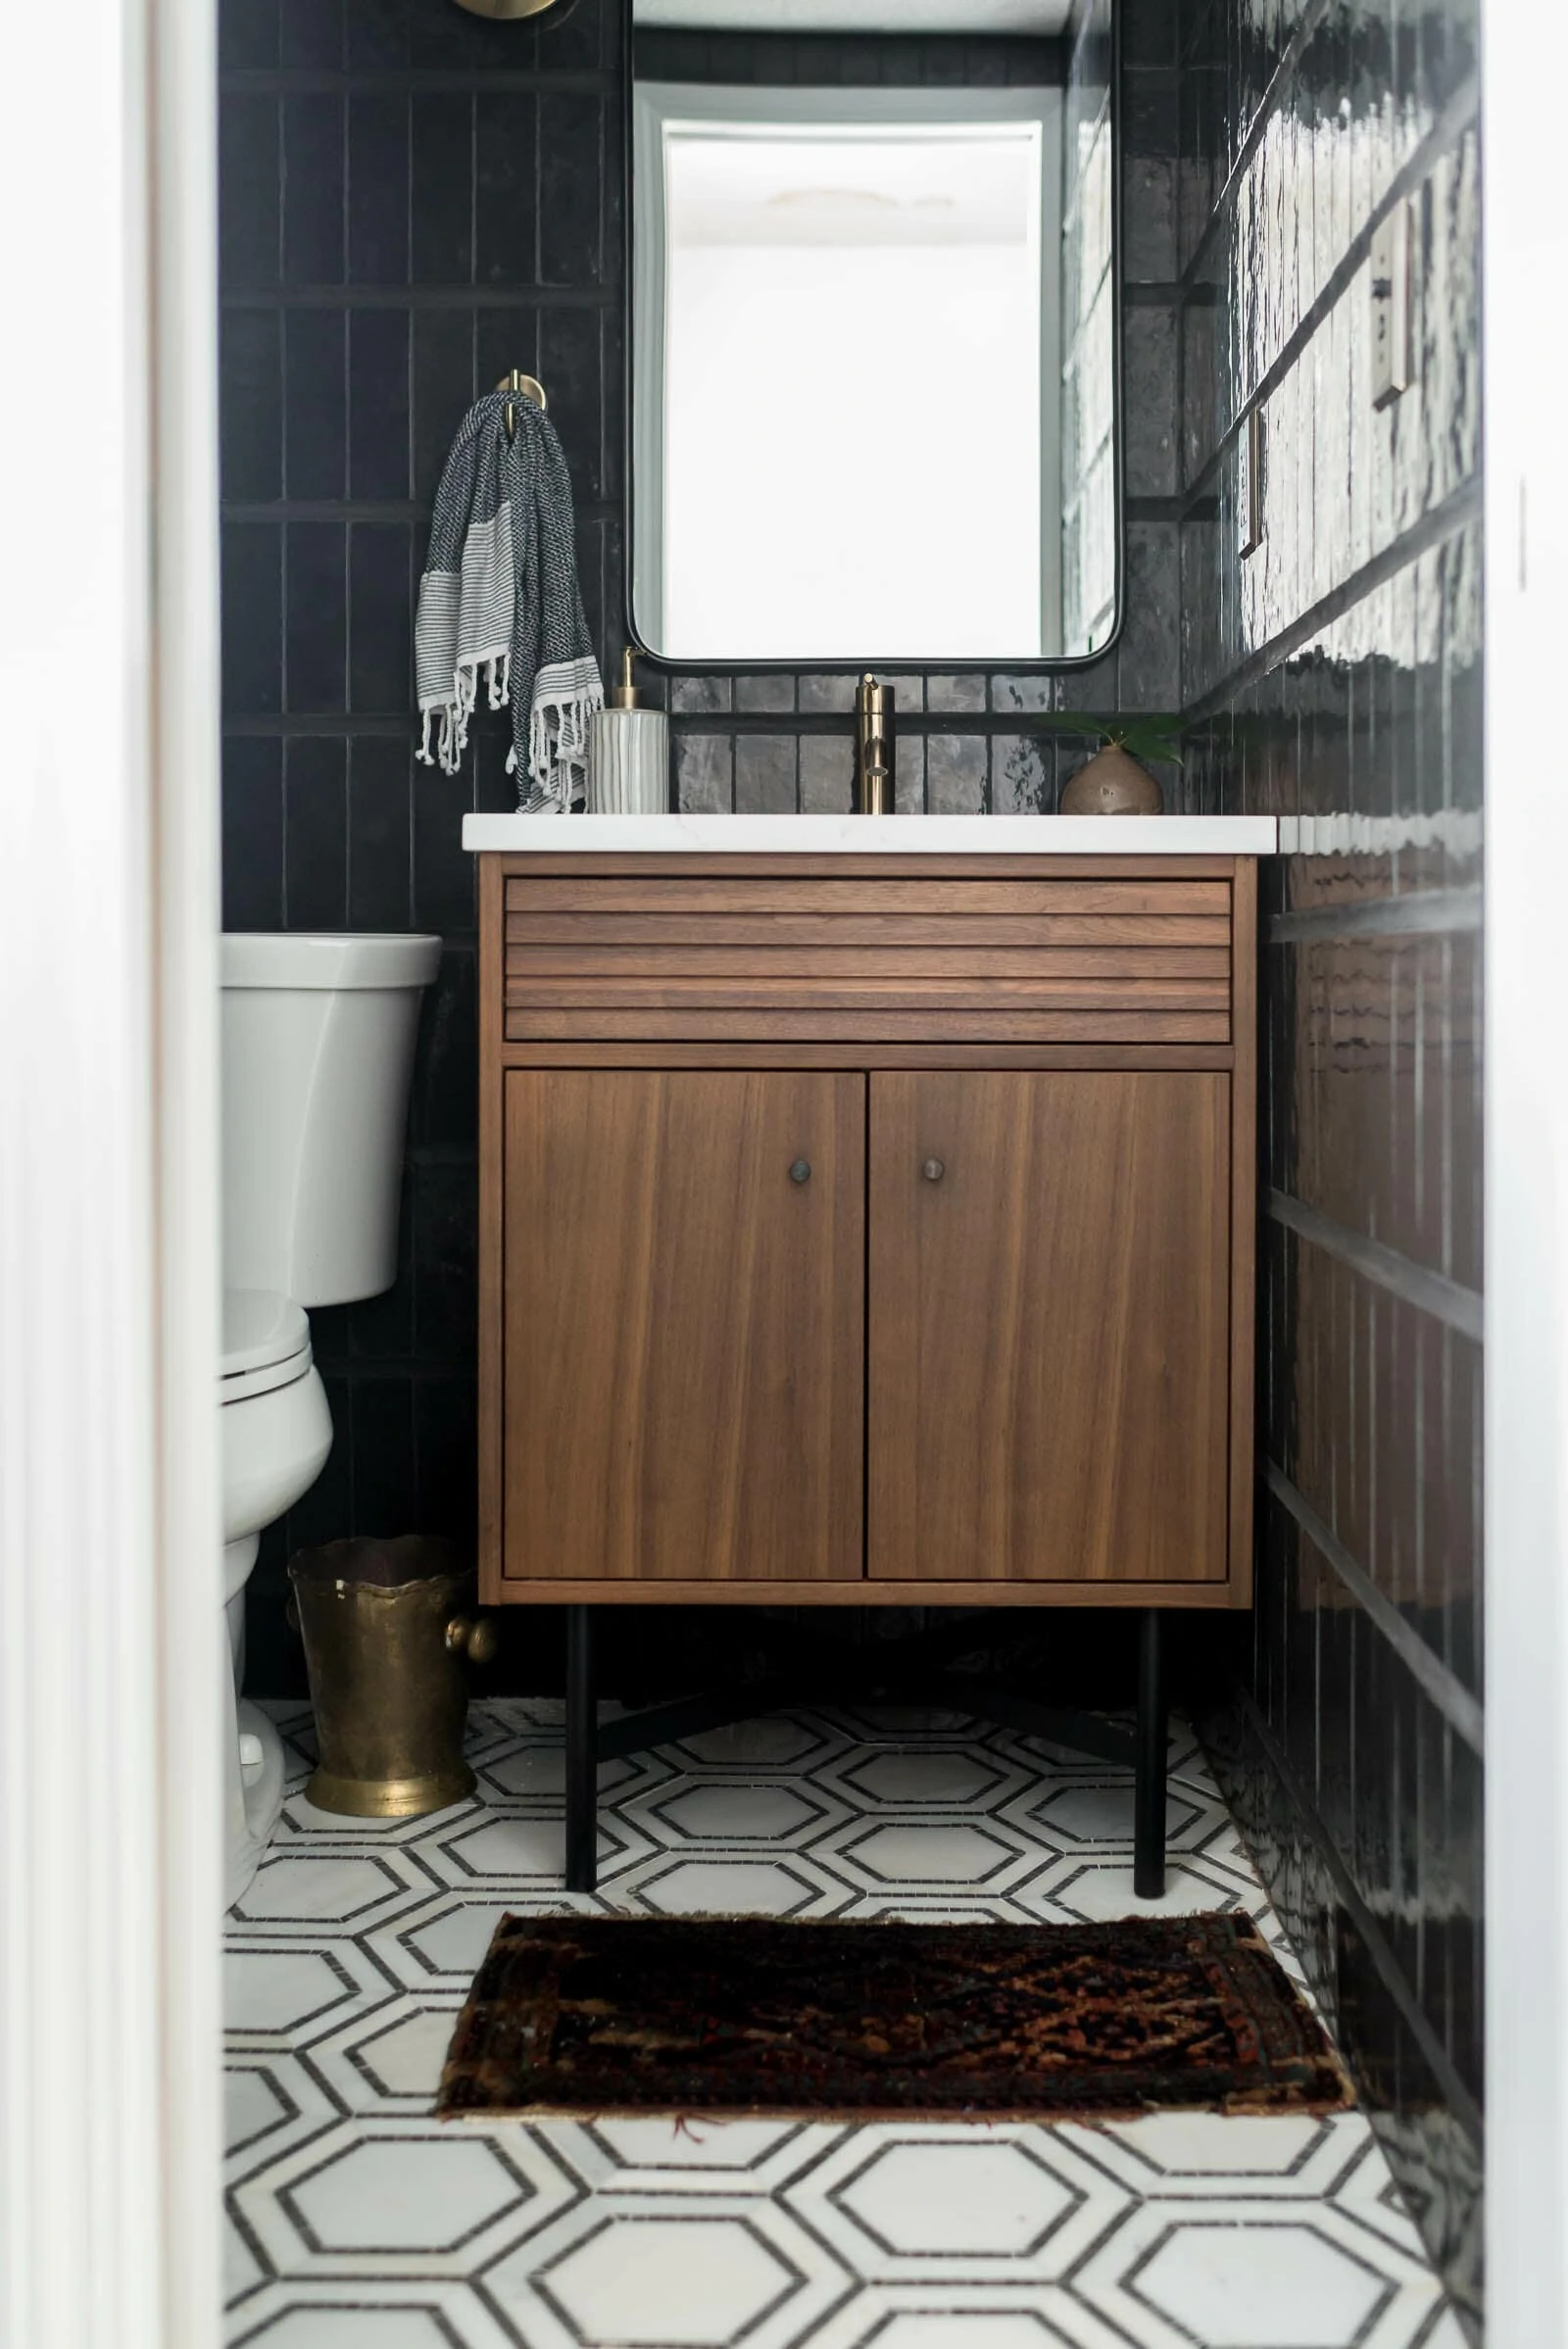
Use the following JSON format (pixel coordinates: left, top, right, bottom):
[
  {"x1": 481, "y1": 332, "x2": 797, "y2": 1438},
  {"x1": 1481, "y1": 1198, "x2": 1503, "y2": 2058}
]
[{"x1": 223, "y1": 1700, "x2": 1465, "y2": 2348}]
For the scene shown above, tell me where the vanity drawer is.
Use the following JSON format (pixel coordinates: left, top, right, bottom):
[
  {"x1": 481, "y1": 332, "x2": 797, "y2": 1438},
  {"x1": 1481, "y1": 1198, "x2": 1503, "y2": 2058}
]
[{"x1": 500, "y1": 872, "x2": 1234, "y2": 1045}]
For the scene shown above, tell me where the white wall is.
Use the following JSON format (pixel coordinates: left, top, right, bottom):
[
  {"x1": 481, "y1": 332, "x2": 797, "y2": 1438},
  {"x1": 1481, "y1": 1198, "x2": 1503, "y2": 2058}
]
[{"x1": 0, "y1": 1, "x2": 224, "y2": 2343}]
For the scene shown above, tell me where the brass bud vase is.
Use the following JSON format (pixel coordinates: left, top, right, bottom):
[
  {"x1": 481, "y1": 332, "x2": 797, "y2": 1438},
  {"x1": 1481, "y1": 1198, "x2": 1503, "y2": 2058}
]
[{"x1": 1059, "y1": 743, "x2": 1165, "y2": 815}]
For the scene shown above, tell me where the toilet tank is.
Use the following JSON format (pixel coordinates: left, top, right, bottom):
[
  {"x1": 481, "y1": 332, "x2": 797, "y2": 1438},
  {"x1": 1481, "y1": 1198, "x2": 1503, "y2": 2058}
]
[{"x1": 221, "y1": 933, "x2": 442, "y2": 1306}]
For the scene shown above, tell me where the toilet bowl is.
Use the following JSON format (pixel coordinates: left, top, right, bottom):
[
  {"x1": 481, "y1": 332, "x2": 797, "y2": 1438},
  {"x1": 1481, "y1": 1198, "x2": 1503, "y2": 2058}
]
[
  {"x1": 220, "y1": 1289, "x2": 333, "y2": 1909},
  {"x1": 220, "y1": 931, "x2": 441, "y2": 1906}
]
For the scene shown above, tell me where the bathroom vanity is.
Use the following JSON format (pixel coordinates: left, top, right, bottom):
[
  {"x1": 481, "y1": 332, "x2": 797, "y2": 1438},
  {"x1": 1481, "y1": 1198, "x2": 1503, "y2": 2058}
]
[{"x1": 464, "y1": 813, "x2": 1277, "y2": 1888}]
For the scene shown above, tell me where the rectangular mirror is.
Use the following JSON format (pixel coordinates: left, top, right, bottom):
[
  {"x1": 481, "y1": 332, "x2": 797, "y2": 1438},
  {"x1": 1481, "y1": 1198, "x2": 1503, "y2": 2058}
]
[{"x1": 629, "y1": 2, "x2": 1118, "y2": 668}]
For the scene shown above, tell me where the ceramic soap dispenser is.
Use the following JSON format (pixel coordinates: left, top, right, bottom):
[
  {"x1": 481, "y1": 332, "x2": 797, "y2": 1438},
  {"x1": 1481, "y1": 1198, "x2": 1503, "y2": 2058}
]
[{"x1": 589, "y1": 649, "x2": 668, "y2": 813}]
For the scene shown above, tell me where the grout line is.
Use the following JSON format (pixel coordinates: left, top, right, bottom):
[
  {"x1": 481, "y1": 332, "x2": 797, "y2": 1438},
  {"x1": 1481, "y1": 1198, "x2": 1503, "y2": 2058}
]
[
  {"x1": 1262, "y1": 1461, "x2": 1485, "y2": 1754},
  {"x1": 1223, "y1": 1682, "x2": 1485, "y2": 2147},
  {"x1": 1267, "y1": 1188, "x2": 1484, "y2": 1345},
  {"x1": 220, "y1": 68, "x2": 616, "y2": 96},
  {"x1": 222, "y1": 284, "x2": 619, "y2": 310}
]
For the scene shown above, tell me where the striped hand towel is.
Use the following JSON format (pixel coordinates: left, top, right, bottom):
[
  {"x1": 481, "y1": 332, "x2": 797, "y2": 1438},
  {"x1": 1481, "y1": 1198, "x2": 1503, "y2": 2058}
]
[{"x1": 415, "y1": 391, "x2": 603, "y2": 812}]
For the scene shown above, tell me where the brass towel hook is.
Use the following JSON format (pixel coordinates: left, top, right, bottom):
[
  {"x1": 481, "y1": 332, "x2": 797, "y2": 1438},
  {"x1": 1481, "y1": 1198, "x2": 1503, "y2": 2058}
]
[{"x1": 495, "y1": 368, "x2": 547, "y2": 442}]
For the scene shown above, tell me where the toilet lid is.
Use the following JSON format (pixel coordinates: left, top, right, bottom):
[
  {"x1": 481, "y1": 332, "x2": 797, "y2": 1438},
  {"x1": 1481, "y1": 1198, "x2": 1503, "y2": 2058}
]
[{"x1": 221, "y1": 1288, "x2": 312, "y2": 1402}]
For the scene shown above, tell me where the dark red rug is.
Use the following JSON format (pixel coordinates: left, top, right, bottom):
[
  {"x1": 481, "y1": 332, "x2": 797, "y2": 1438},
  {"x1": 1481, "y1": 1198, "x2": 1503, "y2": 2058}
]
[{"x1": 437, "y1": 1912, "x2": 1351, "y2": 2123}]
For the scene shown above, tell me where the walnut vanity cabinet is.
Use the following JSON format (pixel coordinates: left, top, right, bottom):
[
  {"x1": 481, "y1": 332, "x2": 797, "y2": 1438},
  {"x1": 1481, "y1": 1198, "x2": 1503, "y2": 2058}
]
[{"x1": 475, "y1": 852, "x2": 1258, "y2": 1891}]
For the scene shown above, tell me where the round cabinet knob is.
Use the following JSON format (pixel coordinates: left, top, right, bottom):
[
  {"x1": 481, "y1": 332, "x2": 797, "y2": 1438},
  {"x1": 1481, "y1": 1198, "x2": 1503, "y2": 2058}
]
[
  {"x1": 922, "y1": 1157, "x2": 946, "y2": 1184},
  {"x1": 789, "y1": 1159, "x2": 812, "y2": 1185}
]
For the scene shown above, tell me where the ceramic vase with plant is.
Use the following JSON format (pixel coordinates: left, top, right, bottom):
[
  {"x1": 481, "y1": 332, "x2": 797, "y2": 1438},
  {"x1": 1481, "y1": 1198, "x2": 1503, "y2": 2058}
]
[{"x1": 1029, "y1": 714, "x2": 1185, "y2": 814}]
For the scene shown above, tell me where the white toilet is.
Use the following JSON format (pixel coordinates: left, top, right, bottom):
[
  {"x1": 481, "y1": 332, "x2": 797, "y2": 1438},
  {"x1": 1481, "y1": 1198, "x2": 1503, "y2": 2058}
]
[{"x1": 220, "y1": 931, "x2": 442, "y2": 1906}]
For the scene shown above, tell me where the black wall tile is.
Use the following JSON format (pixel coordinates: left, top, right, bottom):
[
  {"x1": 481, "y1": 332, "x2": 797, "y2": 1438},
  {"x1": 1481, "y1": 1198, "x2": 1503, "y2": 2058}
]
[
  {"x1": 414, "y1": 310, "x2": 478, "y2": 499},
  {"x1": 538, "y1": 307, "x2": 605, "y2": 503},
  {"x1": 220, "y1": 0, "x2": 278, "y2": 72},
  {"x1": 410, "y1": 949, "x2": 479, "y2": 1151},
  {"x1": 412, "y1": 1158, "x2": 479, "y2": 1363},
  {"x1": 539, "y1": 92, "x2": 604, "y2": 286},
  {"x1": 348, "y1": 0, "x2": 410, "y2": 71},
  {"x1": 349, "y1": 310, "x2": 412, "y2": 499},
  {"x1": 347, "y1": 735, "x2": 413, "y2": 931},
  {"x1": 412, "y1": 93, "x2": 475, "y2": 284},
  {"x1": 221, "y1": 311, "x2": 283, "y2": 502},
  {"x1": 281, "y1": 0, "x2": 341, "y2": 70},
  {"x1": 282, "y1": 96, "x2": 346, "y2": 285},
  {"x1": 413, "y1": 764, "x2": 478, "y2": 936},
  {"x1": 222, "y1": 739, "x2": 284, "y2": 928},
  {"x1": 476, "y1": 91, "x2": 539, "y2": 286},
  {"x1": 220, "y1": 95, "x2": 281, "y2": 288},
  {"x1": 283, "y1": 309, "x2": 347, "y2": 499},
  {"x1": 283, "y1": 737, "x2": 348, "y2": 927},
  {"x1": 285, "y1": 521, "x2": 347, "y2": 710},
  {"x1": 221, "y1": 523, "x2": 282, "y2": 715},
  {"x1": 414, "y1": 1377, "x2": 479, "y2": 1549},
  {"x1": 349, "y1": 94, "x2": 413, "y2": 287},
  {"x1": 348, "y1": 1379, "x2": 418, "y2": 1539},
  {"x1": 350, "y1": 522, "x2": 414, "y2": 713}
]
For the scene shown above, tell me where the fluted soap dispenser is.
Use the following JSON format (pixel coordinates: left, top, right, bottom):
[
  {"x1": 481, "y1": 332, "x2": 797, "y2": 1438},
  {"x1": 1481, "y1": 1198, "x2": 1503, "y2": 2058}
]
[{"x1": 589, "y1": 650, "x2": 668, "y2": 813}]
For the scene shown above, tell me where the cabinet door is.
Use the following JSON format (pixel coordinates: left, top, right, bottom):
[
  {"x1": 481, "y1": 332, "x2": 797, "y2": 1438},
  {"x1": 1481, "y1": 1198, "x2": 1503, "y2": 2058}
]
[
  {"x1": 868, "y1": 1071, "x2": 1231, "y2": 1586},
  {"x1": 502, "y1": 1069, "x2": 863, "y2": 1584}
]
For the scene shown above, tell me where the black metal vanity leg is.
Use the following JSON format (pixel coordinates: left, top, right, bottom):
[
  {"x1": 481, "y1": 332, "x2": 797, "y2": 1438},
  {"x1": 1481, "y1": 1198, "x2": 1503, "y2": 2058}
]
[
  {"x1": 565, "y1": 1605, "x2": 598, "y2": 1894},
  {"x1": 1134, "y1": 1609, "x2": 1167, "y2": 1900}
]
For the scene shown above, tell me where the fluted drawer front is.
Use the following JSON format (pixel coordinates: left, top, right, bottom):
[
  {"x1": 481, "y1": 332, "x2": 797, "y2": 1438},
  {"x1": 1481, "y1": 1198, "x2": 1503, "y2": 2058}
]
[{"x1": 501, "y1": 871, "x2": 1234, "y2": 1044}]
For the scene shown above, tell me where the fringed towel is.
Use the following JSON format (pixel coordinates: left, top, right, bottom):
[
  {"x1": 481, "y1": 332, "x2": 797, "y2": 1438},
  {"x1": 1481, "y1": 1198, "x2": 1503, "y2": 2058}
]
[{"x1": 415, "y1": 391, "x2": 603, "y2": 812}]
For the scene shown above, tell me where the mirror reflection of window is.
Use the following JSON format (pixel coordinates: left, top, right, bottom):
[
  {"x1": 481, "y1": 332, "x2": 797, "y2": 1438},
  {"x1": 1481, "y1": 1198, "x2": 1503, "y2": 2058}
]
[
  {"x1": 631, "y1": 3, "x2": 1114, "y2": 666},
  {"x1": 658, "y1": 109, "x2": 1051, "y2": 660}
]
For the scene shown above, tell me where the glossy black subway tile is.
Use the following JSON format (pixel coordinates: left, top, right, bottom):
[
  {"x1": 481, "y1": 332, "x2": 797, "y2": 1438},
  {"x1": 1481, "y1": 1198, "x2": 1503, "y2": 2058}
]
[
  {"x1": 221, "y1": 522, "x2": 282, "y2": 716},
  {"x1": 283, "y1": 307, "x2": 347, "y2": 501},
  {"x1": 476, "y1": 91, "x2": 540, "y2": 288},
  {"x1": 284, "y1": 520, "x2": 347, "y2": 712},
  {"x1": 221, "y1": 309, "x2": 283, "y2": 503},
  {"x1": 221, "y1": 738, "x2": 284, "y2": 930},
  {"x1": 282, "y1": 95, "x2": 346, "y2": 287},
  {"x1": 412, "y1": 92, "x2": 476, "y2": 286},
  {"x1": 346, "y1": 734, "x2": 413, "y2": 934},
  {"x1": 348, "y1": 93, "x2": 412, "y2": 289},
  {"x1": 348, "y1": 309, "x2": 412, "y2": 501},
  {"x1": 349, "y1": 521, "x2": 414, "y2": 714},
  {"x1": 220, "y1": 94, "x2": 281, "y2": 290},
  {"x1": 283, "y1": 736, "x2": 348, "y2": 930}
]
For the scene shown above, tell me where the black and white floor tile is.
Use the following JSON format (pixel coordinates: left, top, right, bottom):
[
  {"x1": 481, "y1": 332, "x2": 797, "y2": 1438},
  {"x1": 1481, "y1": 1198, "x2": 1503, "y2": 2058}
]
[{"x1": 225, "y1": 1701, "x2": 1464, "y2": 2348}]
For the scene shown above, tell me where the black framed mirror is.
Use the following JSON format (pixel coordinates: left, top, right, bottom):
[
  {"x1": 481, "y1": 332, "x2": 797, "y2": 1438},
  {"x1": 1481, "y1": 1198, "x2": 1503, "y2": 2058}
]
[{"x1": 626, "y1": 0, "x2": 1121, "y2": 670}]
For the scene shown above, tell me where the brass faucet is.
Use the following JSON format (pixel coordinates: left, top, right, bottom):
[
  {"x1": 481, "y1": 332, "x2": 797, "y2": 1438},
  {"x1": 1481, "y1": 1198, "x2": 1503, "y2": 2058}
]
[{"x1": 854, "y1": 674, "x2": 895, "y2": 814}]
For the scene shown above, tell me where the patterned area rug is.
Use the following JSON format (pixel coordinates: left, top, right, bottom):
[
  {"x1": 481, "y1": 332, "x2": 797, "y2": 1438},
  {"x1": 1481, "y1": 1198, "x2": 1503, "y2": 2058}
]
[{"x1": 438, "y1": 1912, "x2": 1352, "y2": 2123}]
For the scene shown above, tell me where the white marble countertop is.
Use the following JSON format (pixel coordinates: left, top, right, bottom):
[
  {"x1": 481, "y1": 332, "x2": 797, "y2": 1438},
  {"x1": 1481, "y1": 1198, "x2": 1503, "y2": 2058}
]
[{"x1": 462, "y1": 812, "x2": 1278, "y2": 856}]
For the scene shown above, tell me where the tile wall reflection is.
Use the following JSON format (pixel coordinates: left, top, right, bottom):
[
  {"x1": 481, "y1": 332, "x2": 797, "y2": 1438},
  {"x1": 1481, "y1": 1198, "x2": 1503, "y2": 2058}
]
[{"x1": 1175, "y1": 0, "x2": 1485, "y2": 2327}]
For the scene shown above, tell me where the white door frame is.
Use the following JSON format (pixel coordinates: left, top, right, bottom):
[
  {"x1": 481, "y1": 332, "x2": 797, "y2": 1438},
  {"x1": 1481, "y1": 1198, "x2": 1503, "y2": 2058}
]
[
  {"x1": 0, "y1": 0, "x2": 224, "y2": 2343},
  {"x1": 1483, "y1": 0, "x2": 1568, "y2": 2337}
]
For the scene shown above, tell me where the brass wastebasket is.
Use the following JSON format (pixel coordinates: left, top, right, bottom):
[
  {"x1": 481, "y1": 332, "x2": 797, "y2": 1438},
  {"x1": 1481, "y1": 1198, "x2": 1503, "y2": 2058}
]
[{"x1": 287, "y1": 1538, "x2": 497, "y2": 1817}]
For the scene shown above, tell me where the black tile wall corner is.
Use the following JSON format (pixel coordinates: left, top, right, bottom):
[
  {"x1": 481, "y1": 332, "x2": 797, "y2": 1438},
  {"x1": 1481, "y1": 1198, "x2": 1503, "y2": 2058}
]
[
  {"x1": 220, "y1": 0, "x2": 624, "y2": 1698},
  {"x1": 1174, "y1": 0, "x2": 1485, "y2": 2325}
]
